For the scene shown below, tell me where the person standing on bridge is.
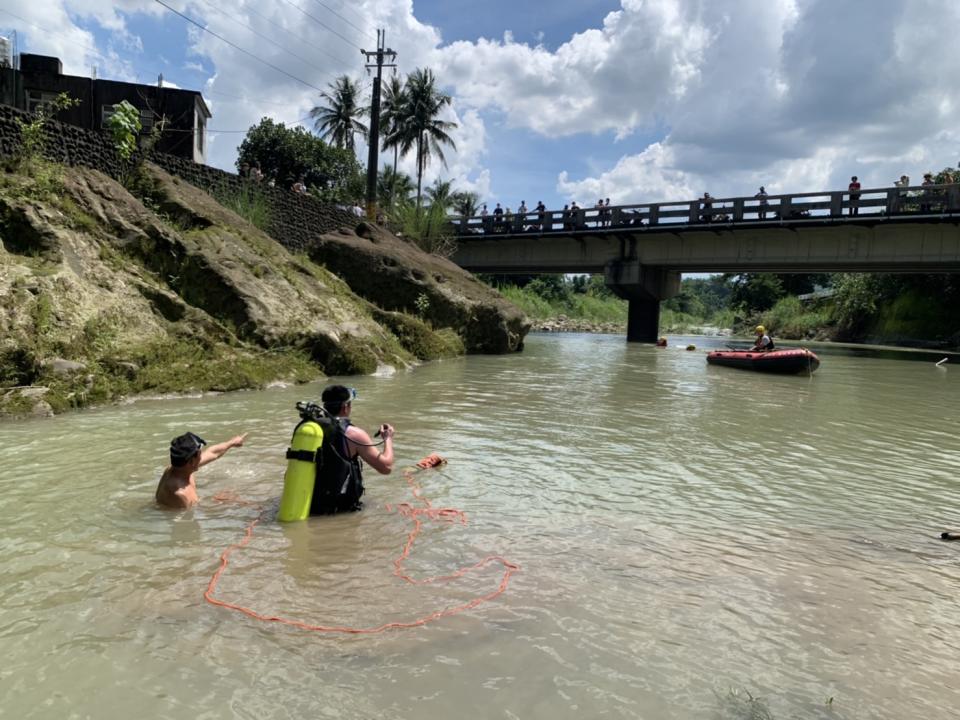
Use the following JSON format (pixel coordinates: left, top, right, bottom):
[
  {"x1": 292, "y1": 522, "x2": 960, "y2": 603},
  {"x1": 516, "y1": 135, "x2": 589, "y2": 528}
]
[
  {"x1": 921, "y1": 172, "x2": 935, "y2": 213},
  {"x1": 755, "y1": 186, "x2": 769, "y2": 219},
  {"x1": 848, "y1": 176, "x2": 861, "y2": 216},
  {"x1": 700, "y1": 192, "x2": 713, "y2": 223},
  {"x1": 493, "y1": 203, "x2": 504, "y2": 232}
]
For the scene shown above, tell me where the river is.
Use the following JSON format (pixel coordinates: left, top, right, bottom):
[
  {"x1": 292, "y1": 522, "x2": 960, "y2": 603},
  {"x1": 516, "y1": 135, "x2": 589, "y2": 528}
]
[{"x1": 2, "y1": 333, "x2": 959, "y2": 719}]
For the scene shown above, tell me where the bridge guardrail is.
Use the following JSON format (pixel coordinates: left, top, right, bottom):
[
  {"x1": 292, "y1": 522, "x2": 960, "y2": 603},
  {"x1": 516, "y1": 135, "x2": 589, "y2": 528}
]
[{"x1": 452, "y1": 183, "x2": 960, "y2": 237}]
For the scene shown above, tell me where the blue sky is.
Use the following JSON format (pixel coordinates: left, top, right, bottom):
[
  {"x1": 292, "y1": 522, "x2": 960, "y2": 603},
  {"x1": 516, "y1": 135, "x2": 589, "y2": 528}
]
[{"x1": 3, "y1": 0, "x2": 960, "y2": 213}]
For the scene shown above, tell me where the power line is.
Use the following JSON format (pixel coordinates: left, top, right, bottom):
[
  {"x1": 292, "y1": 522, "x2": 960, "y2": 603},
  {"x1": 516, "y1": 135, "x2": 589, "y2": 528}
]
[
  {"x1": 160, "y1": 114, "x2": 314, "y2": 133},
  {"x1": 154, "y1": 0, "x2": 326, "y2": 93},
  {"x1": 238, "y1": 2, "x2": 355, "y2": 68},
  {"x1": 204, "y1": 89, "x2": 309, "y2": 108},
  {"x1": 312, "y1": 0, "x2": 372, "y2": 32},
  {"x1": 276, "y1": 0, "x2": 364, "y2": 51},
  {"x1": 304, "y1": 0, "x2": 374, "y2": 39},
  {"x1": 192, "y1": 0, "x2": 337, "y2": 79}
]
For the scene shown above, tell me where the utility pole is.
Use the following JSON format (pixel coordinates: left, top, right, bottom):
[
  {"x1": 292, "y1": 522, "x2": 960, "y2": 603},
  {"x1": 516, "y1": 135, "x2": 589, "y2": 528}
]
[{"x1": 361, "y1": 30, "x2": 396, "y2": 221}]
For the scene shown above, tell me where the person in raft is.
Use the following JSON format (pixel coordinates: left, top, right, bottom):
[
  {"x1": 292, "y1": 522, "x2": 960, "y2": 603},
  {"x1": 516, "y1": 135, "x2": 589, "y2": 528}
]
[
  {"x1": 310, "y1": 385, "x2": 395, "y2": 515},
  {"x1": 751, "y1": 325, "x2": 775, "y2": 352},
  {"x1": 155, "y1": 432, "x2": 247, "y2": 509}
]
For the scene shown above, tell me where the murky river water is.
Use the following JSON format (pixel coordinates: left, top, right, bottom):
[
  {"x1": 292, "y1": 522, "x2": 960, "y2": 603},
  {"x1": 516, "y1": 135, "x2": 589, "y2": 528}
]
[{"x1": 2, "y1": 333, "x2": 959, "y2": 719}]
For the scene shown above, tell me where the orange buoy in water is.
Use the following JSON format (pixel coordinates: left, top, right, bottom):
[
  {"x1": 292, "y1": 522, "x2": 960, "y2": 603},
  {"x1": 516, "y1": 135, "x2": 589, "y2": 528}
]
[{"x1": 415, "y1": 453, "x2": 446, "y2": 469}]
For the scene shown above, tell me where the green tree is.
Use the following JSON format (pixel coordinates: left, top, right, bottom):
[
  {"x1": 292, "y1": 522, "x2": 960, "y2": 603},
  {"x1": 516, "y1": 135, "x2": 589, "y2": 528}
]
[
  {"x1": 310, "y1": 75, "x2": 369, "y2": 152},
  {"x1": 377, "y1": 164, "x2": 414, "y2": 209},
  {"x1": 380, "y1": 73, "x2": 407, "y2": 170},
  {"x1": 663, "y1": 276, "x2": 733, "y2": 319},
  {"x1": 451, "y1": 190, "x2": 479, "y2": 217},
  {"x1": 726, "y1": 273, "x2": 786, "y2": 313},
  {"x1": 16, "y1": 92, "x2": 79, "y2": 164},
  {"x1": 526, "y1": 275, "x2": 570, "y2": 303},
  {"x1": 387, "y1": 201, "x2": 457, "y2": 257},
  {"x1": 425, "y1": 178, "x2": 454, "y2": 210},
  {"x1": 236, "y1": 118, "x2": 363, "y2": 201},
  {"x1": 387, "y1": 68, "x2": 457, "y2": 206},
  {"x1": 106, "y1": 100, "x2": 142, "y2": 161}
]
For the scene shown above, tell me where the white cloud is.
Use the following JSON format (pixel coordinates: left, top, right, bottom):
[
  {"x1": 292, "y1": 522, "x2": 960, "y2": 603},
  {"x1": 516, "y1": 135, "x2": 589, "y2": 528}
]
[
  {"x1": 557, "y1": 142, "x2": 695, "y2": 204},
  {"x1": 431, "y1": 0, "x2": 714, "y2": 139},
  {"x1": 5, "y1": 0, "x2": 960, "y2": 208}
]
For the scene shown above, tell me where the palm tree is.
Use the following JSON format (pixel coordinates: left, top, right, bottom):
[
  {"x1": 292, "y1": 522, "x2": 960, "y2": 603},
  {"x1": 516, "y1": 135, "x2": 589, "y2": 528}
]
[
  {"x1": 310, "y1": 75, "x2": 368, "y2": 152},
  {"x1": 425, "y1": 178, "x2": 454, "y2": 211},
  {"x1": 377, "y1": 164, "x2": 415, "y2": 209},
  {"x1": 380, "y1": 73, "x2": 407, "y2": 171},
  {"x1": 451, "y1": 190, "x2": 480, "y2": 217},
  {"x1": 390, "y1": 68, "x2": 457, "y2": 206}
]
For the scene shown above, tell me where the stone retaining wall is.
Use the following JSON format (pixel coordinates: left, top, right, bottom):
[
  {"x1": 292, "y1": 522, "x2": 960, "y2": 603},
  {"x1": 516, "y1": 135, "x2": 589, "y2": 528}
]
[{"x1": 0, "y1": 104, "x2": 356, "y2": 251}]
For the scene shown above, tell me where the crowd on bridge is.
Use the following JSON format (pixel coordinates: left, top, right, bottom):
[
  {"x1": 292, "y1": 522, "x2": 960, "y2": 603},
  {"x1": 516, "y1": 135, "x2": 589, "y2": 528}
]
[{"x1": 459, "y1": 163, "x2": 960, "y2": 235}]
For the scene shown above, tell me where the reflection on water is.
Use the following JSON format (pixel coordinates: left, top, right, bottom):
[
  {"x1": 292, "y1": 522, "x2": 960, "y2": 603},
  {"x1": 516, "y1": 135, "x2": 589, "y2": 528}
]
[{"x1": 1, "y1": 333, "x2": 959, "y2": 719}]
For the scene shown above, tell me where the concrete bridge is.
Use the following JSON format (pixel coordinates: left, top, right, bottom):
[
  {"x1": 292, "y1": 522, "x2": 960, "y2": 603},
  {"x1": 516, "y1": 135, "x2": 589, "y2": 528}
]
[{"x1": 450, "y1": 183, "x2": 960, "y2": 342}]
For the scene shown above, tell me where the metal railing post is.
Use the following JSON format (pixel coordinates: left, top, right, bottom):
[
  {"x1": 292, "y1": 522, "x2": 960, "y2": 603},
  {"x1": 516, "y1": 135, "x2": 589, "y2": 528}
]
[
  {"x1": 778, "y1": 196, "x2": 792, "y2": 220},
  {"x1": 733, "y1": 199, "x2": 744, "y2": 222},
  {"x1": 648, "y1": 205, "x2": 659, "y2": 226},
  {"x1": 829, "y1": 192, "x2": 843, "y2": 217},
  {"x1": 886, "y1": 189, "x2": 899, "y2": 215}
]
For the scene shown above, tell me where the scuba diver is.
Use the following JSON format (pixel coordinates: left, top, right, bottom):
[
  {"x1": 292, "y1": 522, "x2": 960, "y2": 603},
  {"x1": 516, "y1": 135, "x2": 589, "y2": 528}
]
[
  {"x1": 285, "y1": 385, "x2": 395, "y2": 517},
  {"x1": 751, "y1": 325, "x2": 775, "y2": 352},
  {"x1": 155, "y1": 432, "x2": 248, "y2": 509}
]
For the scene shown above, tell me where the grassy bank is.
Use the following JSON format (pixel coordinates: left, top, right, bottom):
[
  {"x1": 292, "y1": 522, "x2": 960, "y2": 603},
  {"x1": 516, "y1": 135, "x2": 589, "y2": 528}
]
[
  {"x1": 751, "y1": 296, "x2": 834, "y2": 340},
  {"x1": 496, "y1": 283, "x2": 628, "y2": 325}
]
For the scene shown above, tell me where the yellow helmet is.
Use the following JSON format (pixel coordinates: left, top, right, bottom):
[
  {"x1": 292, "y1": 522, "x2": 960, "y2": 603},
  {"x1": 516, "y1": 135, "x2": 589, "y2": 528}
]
[{"x1": 755, "y1": 325, "x2": 766, "y2": 334}]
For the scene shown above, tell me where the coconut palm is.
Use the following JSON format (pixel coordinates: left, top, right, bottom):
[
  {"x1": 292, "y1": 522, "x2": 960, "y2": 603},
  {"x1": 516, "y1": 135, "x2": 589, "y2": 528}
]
[
  {"x1": 388, "y1": 68, "x2": 457, "y2": 206},
  {"x1": 425, "y1": 178, "x2": 455, "y2": 211},
  {"x1": 377, "y1": 164, "x2": 415, "y2": 209},
  {"x1": 380, "y1": 73, "x2": 407, "y2": 171},
  {"x1": 310, "y1": 75, "x2": 369, "y2": 152},
  {"x1": 451, "y1": 190, "x2": 480, "y2": 217}
]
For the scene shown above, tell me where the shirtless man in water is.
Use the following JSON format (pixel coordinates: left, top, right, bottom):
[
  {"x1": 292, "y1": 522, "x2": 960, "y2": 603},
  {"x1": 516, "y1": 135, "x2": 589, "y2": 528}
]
[{"x1": 155, "y1": 432, "x2": 247, "y2": 509}]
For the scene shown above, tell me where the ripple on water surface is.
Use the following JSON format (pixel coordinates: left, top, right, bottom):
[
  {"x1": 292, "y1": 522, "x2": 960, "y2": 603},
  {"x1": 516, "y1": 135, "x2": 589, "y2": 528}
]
[{"x1": 2, "y1": 335, "x2": 960, "y2": 719}]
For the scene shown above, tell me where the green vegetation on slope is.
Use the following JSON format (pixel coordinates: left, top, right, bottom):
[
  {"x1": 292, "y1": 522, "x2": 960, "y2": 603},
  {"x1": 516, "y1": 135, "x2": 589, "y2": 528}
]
[{"x1": 492, "y1": 275, "x2": 628, "y2": 325}]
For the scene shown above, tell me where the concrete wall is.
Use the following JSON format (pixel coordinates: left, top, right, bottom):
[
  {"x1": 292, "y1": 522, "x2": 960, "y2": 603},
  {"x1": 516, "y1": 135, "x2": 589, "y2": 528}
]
[{"x1": 0, "y1": 103, "x2": 356, "y2": 253}]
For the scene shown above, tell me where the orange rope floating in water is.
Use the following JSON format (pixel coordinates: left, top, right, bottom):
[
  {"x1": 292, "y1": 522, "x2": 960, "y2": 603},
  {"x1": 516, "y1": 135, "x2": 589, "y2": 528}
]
[{"x1": 204, "y1": 454, "x2": 520, "y2": 634}]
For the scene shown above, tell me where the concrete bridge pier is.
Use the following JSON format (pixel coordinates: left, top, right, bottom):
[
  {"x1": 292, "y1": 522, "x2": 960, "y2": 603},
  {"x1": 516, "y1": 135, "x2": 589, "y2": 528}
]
[{"x1": 604, "y1": 260, "x2": 681, "y2": 343}]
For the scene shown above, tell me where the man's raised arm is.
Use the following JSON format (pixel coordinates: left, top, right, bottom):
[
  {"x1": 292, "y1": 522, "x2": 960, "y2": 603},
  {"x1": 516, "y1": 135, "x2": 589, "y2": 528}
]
[{"x1": 199, "y1": 433, "x2": 248, "y2": 467}]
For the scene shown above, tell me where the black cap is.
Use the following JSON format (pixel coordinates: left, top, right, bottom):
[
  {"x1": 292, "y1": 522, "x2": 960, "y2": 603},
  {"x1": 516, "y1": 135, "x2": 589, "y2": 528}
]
[{"x1": 170, "y1": 432, "x2": 206, "y2": 467}]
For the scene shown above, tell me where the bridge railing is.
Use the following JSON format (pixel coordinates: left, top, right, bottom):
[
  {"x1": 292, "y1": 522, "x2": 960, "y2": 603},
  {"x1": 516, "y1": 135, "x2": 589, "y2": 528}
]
[{"x1": 452, "y1": 183, "x2": 960, "y2": 236}]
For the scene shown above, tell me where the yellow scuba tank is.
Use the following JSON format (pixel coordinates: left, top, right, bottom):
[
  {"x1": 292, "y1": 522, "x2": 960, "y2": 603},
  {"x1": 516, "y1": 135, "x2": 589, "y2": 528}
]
[{"x1": 278, "y1": 420, "x2": 324, "y2": 522}]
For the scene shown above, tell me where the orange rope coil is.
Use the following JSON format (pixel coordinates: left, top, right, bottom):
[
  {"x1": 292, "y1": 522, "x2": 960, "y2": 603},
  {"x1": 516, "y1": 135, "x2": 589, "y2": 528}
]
[{"x1": 204, "y1": 454, "x2": 520, "y2": 634}]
